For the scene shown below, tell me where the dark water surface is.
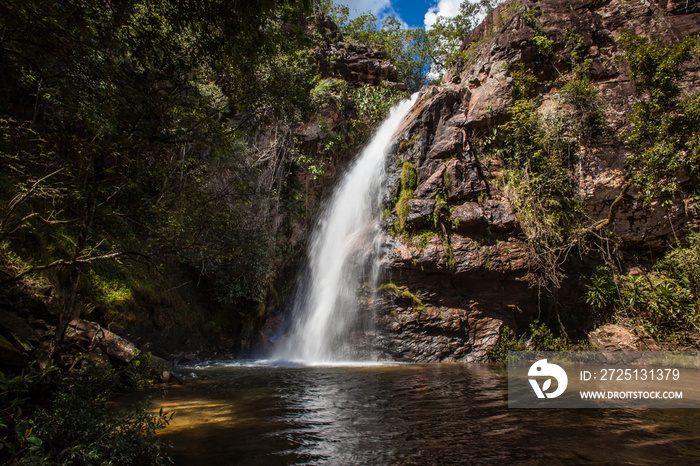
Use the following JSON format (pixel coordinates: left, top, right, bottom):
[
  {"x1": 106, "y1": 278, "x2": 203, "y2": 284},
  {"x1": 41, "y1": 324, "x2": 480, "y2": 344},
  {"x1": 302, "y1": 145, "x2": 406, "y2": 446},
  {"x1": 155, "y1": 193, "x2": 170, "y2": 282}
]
[{"x1": 151, "y1": 361, "x2": 700, "y2": 465}]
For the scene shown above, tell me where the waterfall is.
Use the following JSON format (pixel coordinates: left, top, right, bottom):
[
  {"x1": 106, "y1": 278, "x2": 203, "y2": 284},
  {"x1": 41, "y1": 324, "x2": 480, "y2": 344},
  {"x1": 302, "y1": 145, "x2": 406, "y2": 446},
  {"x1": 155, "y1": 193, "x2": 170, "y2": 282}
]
[{"x1": 274, "y1": 94, "x2": 417, "y2": 363}]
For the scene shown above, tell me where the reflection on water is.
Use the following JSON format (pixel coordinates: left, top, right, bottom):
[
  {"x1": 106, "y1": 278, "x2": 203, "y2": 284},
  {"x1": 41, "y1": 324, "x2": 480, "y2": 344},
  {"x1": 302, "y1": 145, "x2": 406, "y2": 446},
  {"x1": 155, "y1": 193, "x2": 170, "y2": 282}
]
[{"x1": 149, "y1": 362, "x2": 700, "y2": 465}]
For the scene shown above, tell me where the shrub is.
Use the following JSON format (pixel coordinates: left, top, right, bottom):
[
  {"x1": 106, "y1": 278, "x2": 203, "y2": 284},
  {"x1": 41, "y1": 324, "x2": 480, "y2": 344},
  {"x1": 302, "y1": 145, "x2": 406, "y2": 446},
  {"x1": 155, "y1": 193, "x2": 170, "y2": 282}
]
[
  {"x1": 497, "y1": 93, "x2": 582, "y2": 289},
  {"x1": 584, "y1": 265, "x2": 619, "y2": 313},
  {"x1": 410, "y1": 229, "x2": 435, "y2": 251},
  {"x1": 487, "y1": 320, "x2": 576, "y2": 362},
  {"x1": 584, "y1": 245, "x2": 700, "y2": 347},
  {"x1": 560, "y1": 74, "x2": 606, "y2": 140},
  {"x1": 0, "y1": 364, "x2": 171, "y2": 465},
  {"x1": 618, "y1": 32, "x2": 700, "y2": 200},
  {"x1": 310, "y1": 77, "x2": 348, "y2": 107},
  {"x1": 534, "y1": 35, "x2": 554, "y2": 57},
  {"x1": 322, "y1": 84, "x2": 407, "y2": 159}
]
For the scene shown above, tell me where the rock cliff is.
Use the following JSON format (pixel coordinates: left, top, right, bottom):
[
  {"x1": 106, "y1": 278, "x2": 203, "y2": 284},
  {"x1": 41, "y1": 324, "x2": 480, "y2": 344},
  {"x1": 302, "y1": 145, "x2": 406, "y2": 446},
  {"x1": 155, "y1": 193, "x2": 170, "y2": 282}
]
[
  {"x1": 312, "y1": 18, "x2": 404, "y2": 89},
  {"x1": 373, "y1": 0, "x2": 700, "y2": 361}
]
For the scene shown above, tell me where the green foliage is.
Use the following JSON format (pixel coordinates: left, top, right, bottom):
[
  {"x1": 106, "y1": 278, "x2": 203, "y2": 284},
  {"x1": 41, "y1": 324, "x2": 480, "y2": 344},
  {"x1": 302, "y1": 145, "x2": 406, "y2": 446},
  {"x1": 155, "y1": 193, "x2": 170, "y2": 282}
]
[
  {"x1": 379, "y1": 282, "x2": 426, "y2": 311},
  {"x1": 487, "y1": 320, "x2": 576, "y2": 361},
  {"x1": 494, "y1": 62, "x2": 605, "y2": 290},
  {"x1": 323, "y1": 84, "x2": 406, "y2": 158},
  {"x1": 534, "y1": 35, "x2": 554, "y2": 57},
  {"x1": 618, "y1": 32, "x2": 695, "y2": 103},
  {"x1": 0, "y1": 364, "x2": 171, "y2": 465},
  {"x1": 314, "y1": 0, "x2": 350, "y2": 25},
  {"x1": 584, "y1": 266, "x2": 619, "y2": 312},
  {"x1": 660, "y1": 232, "x2": 700, "y2": 297},
  {"x1": 323, "y1": 0, "x2": 500, "y2": 89},
  {"x1": 442, "y1": 234, "x2": 456, "y2": 270},
  {"x1": 487, "y1": 326, "x2": 526, "y2": 361},
  {"x1": 250, "y1": 48, "x2": 316, "y2": 124},
  {"x1": 410, "y1": 229, "x2": 435, "y2": 251},
  {"x1": 395, "y1": 196, "x2": 410, "y2": 234},
  {"x1": 336, "y1": 12, "x2": 433, "y2": 92},
  {"x1": 398, "y1": 135, "x2": 417, "y2": 153},
  {"x1": 432, "y1": 193, "x2": 449, "y2": 230},
  {"x1": 429, "y1": 0, "x2": 500, "y2": 72},
  {"x1": 428, "y1": 190, "x2": 456, "y2": 270},
  {"x1": 442, "y1": 168, "x2": 453, "y2": 188},
  {"x1": 527, "y1": 320, "x2": 575, "y2": 351},
  {"x1": 378, "y1": 282, "x2": 401, "y2": 294},
  {"x1": 393, "y1": 161, "x2": 418, "y2": 234},
  {"x1": 618, "y1": 32, "x2": 700, "y2": 200},
  {"x1": 560, "y1": 73, "x2": 606, "y2": 140},
  {"x1": 511, "y1": 63, "x2": 540, "y2": 98},
  {"x1": 523, "y1": 6, "x2": 556, "y2": 59},
  {"x1": 400, "y1": 161, "x2": 419, "y2": 193},
  {"x1": 498, "y1": 96, "x2": 581, "y2": 289},
  {"x1": 522, "y1": 8, "x2": 540, "y2": 27},
  {"x1": 378, "y1": 17, "x2": 436, "y2": 92},
  {"x1": 0, "y1": 0, "x2": 320, "y2": 338},
  {"x1": 585, "y1": 237, "x2": 700, "y2": 347},
  {"x1": 622, "y1": 275, "x2": 693, "y2": 330},
  {"x1": 351, "y1": 84, "x2": 406, "y2": 128},
  {"x1": 311, "y1": 77, "x2": 349, "y2": 107},
  {"x1": 414, "y1": 180, "x2": 454, "y2": 270}
]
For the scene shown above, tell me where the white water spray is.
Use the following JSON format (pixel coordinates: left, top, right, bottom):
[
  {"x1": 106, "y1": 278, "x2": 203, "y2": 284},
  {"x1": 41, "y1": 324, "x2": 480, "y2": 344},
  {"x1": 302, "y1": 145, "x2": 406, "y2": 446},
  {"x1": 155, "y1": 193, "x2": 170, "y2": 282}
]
[{"x1": 275, "y1": 94, "x2": 417, "y2": 363}]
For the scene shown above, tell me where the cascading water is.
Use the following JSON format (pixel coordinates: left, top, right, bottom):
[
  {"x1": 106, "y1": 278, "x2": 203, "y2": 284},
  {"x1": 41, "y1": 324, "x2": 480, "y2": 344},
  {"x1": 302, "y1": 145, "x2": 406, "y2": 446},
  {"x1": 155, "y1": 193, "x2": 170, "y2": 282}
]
[{"x1": 274, "y1": 94, "x2": 417, "y2": 363}]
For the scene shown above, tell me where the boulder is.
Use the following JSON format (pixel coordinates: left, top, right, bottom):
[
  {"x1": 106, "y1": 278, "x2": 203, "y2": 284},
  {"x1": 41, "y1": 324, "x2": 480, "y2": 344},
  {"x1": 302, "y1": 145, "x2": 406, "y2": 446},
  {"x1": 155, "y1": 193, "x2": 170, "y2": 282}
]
[
  {"x1": 483, "y1": 199, "x2": 518, "y2": 231},
  {"x1": 444, "y1": 158, "x2": 488, "y2": 200},
  {"x1": 588, "y1": 324, "x2": 660, "y2": 351},
  {"x1": 465, "y1": 68, "x2": 514, "y2": 129},
  {"x1": 406, "y1": 199, "x2": 436, "y2": 227},
  {"x1": 414, "y1": 164, "x2": 445, "y2": 199},
  {"x1": 375, "y1": 298, "x2": 505, "y2": 363},
  {"x1": 450, "y1": 202, "x2": 486, "y2": 233},
  {"x1": 427, "y1": 126, "x2": 463, "y2": 160}
]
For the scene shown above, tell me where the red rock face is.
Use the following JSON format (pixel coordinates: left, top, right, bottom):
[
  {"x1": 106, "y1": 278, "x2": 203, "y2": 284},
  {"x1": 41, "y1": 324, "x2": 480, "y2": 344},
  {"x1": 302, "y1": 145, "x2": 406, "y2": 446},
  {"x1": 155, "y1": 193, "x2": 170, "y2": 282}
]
[
  {"x1": 376, "y1": 83, "x2": 528, "y2": 362},
  {"x1": 311, "y1": 19, "x2": 405, "y2": 90},
  {"x1": 373, "y1": 0, "x2": 700, "y2": 361}
]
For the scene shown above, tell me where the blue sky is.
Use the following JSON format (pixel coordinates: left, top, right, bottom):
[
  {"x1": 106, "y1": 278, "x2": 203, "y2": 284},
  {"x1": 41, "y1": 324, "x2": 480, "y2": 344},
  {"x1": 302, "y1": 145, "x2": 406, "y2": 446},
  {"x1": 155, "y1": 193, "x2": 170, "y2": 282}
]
[{"x1": 334, "y1": 0, "x2": 467, "y2": 29}]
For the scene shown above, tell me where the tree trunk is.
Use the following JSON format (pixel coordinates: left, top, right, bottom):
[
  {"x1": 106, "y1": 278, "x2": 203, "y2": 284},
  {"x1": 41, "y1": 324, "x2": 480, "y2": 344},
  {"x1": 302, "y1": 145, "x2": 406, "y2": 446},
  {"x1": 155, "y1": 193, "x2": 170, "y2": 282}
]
[{"x1": 49, "y1": 193, "x2": 96, "y2": 357}]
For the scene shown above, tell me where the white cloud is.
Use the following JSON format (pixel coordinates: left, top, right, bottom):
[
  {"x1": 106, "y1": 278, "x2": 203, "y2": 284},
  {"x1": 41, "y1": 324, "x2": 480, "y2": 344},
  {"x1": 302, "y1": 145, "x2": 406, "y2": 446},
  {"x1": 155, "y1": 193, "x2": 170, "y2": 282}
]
[
  {"x1": 333, "y1": 0, "x2": 411, "y2": 29},
  {"x1": 424, "y1": 0, "x2": 463, "y2": 30},
  {"x1": 336, "y1": 0, "x2": 394, "y2": 19}
]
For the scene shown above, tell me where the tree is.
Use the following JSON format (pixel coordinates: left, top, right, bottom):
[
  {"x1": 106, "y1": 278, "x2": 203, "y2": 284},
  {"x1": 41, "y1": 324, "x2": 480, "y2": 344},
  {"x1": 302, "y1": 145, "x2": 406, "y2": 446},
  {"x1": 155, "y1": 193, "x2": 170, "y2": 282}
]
[
  {"x1": 0, "y1": 0, "x2": 314, "y2": 354},
  {"x1": 427, "y1": 0, "x2": 499, "y2": 74},
  {"x1": 314, "y1": 0, "x2": 499, "y2": 90}
]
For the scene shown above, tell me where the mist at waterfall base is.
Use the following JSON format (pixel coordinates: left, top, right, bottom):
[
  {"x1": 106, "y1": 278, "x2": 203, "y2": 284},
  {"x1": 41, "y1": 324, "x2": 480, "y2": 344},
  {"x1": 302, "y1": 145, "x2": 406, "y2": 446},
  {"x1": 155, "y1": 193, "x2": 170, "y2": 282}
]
[{"x1": 271, "y1": 94, "x2": 418, "y2": 364}]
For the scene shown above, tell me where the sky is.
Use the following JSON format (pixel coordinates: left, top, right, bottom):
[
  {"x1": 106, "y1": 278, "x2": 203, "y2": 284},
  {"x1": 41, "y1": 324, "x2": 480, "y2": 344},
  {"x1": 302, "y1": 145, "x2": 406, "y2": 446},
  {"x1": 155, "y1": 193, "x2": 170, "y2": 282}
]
[{"x1": 334, "y1": 0, "x2": 467, "y2": 29}]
